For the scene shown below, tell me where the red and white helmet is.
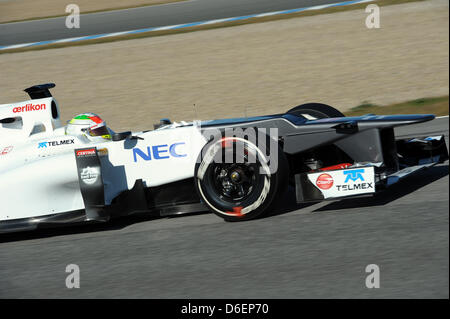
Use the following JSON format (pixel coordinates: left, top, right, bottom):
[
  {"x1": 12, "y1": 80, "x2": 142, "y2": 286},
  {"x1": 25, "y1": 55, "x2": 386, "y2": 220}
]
[{"x1": 66, "y1": 113, "x2": 111, "y2": 142}]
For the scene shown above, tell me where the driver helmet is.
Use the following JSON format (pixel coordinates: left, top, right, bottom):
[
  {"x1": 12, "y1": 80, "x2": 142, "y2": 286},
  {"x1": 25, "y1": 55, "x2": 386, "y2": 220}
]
[{"x1": 66, "y1": 113, "x2": 111, "y2": 142}]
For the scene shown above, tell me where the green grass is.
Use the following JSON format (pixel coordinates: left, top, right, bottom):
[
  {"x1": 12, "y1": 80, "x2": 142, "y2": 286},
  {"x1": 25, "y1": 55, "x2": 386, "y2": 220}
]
[
  {"x1": 0, "y1": 0, "x2": 426, "y2": 54},
  {"x1": 346, "y1": 96, "x2": 449, "y2": 116}
]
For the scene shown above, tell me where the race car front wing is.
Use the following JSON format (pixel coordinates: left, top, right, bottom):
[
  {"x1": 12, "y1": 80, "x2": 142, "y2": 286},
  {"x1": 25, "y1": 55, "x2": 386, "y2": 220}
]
[{"x1": 295, "y1": 135, "x2": 448, "y2": 203}]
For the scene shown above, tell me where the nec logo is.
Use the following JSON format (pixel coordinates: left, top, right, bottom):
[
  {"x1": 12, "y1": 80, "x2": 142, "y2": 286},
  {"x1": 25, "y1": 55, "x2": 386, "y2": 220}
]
[
  {"x1": 133, "y1": 142, "x2": 187, "y2": 162},
  {"x1": 343, "y1": 169, "x2": 365, "y2": 183}
]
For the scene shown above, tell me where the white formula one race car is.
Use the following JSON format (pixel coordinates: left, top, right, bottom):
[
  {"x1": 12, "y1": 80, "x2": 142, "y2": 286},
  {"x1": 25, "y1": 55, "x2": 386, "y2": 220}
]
[{"x1": 0, "y1": 84, "x2": 448, "y2": 233}]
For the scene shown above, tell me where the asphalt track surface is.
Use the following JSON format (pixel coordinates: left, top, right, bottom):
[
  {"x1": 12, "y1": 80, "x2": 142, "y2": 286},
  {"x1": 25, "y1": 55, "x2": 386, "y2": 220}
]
[
  {"x1": 0, "y1": 0, "x2": 350, "y2": 46},
  {"x1": 0, "y1": 117, "x2": 448, "y2": 298}
]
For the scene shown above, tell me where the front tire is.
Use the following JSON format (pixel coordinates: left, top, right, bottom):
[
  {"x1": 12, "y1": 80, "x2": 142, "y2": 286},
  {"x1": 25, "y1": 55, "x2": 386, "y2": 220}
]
[
  {"x1": 194, "y1": 135, "x2": 287, "y2": 222},
  {"x1": 287, "y1": 102, "x2": 345, "y2": 119}
]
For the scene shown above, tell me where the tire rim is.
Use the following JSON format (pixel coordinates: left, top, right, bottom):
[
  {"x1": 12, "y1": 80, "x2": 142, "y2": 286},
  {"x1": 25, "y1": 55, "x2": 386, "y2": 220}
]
[
  {"x1": 210, "y1": 158, "x2": 260, "y2": 203},
  {"x1": 197, "y1": 137, "x2": 272, "y2": 217}
]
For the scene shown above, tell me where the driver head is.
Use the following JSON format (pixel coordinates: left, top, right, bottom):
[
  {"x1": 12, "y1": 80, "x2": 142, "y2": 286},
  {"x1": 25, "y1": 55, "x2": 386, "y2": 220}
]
[{"x1": 66, "y1": 113, "x2": 111, "y2": 142}]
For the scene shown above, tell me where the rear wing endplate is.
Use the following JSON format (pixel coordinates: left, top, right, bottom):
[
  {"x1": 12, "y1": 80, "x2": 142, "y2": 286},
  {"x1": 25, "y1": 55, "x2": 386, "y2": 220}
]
[{"x1": 24, "y1": 83, "x2": 55, "y2": 99}]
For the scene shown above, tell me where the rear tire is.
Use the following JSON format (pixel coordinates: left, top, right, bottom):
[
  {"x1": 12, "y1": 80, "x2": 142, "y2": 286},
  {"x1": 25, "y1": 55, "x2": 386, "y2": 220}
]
[
  {"x1": 194, "y1": 135, "x2": 288, "y2": 222},
  {"x1": 287, "y1": 102, "x2": 345, "y2": 119}
]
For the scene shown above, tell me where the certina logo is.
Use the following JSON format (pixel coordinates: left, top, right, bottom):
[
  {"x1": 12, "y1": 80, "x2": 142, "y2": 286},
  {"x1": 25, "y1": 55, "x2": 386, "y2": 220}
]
[
  {"x1": 13, "y1": 103, "x2": 46, "y2": 113},
  {"x1": 76, "y1": 149, "x2": 96, "y2": 157},
  {"x1": 38, "y1": 139, "x2": 75, "y2": 148},
  {"x1": 343, "y1": 169, "x2": 365, "y2": 182},
  {"x1": 316, "y1": 173, "x2": 334, "y2": 190},
  {"x1": 133, "y1": 142, "x2": 187, "y2": 162},
  {"x1": 80, "y1": 166, "x2": 99, "y2": 185}
]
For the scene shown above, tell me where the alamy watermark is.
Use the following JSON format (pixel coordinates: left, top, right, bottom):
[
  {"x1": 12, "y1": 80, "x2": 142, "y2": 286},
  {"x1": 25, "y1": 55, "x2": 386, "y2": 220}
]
[
  {"x1": 66, "y1": 4, "x2": 80, "y2": 29},
  {"x1": 65, "y1": 264, "x2": 80, "y2": 289},
  {"x1": 196, "y1": 124, "x2": 280, "y2": 175},
  {"x1": 365, "y1": 264, "x2": 380, "y2": 288},
  {"x1": 365, "y1": 4, "x2": 380, "y2": 29}
]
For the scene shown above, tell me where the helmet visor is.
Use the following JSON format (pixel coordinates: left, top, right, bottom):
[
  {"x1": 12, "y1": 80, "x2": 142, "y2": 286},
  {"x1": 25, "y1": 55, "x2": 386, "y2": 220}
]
[{"x1": 88, "y1": 125, "x2": 111, "y2": 139}]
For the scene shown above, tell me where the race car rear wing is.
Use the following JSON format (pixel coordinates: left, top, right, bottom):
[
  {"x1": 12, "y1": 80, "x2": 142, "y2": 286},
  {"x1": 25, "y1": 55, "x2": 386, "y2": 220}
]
[{"x1": 24, "y1": 83, "x2": 55, "y2": 99}]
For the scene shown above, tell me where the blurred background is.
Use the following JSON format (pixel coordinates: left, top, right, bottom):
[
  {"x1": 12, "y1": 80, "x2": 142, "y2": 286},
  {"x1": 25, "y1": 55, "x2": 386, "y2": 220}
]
[{"x1": 0, "y1": 0, "x2": 448, "y2": 132}]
